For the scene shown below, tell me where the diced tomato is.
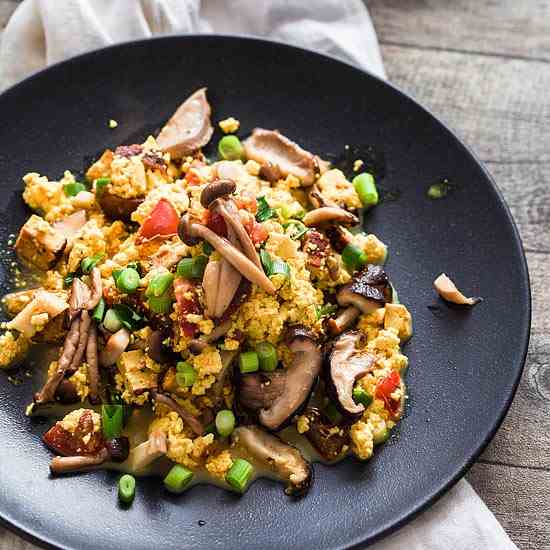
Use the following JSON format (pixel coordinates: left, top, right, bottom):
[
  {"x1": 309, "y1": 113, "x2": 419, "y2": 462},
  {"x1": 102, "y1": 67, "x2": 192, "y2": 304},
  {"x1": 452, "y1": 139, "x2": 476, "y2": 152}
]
[
  {"x1": 234, "y1": 196, "x2": 258, "y2": 214},
  {"x1": 174, "y1": 278, "x2": 200, "y2": 337},
  {"x1": 43, "y1": 411, "x2": 104, "y2": 456},
  {"x1": 375, "y1": 371, "x2": 402, "y2": 417},
  {"x1": 249, "y1": 221, "x2": 268, "y2": 244},
  {"x1": 137, "y1": 198, "x2": 179, "y2": 243},
  {"x1": 204, "y1": 210, "x2": 227, "y2": 237},
  {"x1": 185, "y1": 170, "x2": 202, "y2": 186}
]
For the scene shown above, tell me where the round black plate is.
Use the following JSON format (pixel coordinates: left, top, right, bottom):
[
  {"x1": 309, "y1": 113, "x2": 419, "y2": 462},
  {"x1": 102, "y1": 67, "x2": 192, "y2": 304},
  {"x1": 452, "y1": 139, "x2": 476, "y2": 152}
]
[{"x1": 0, "y1": 36, "x2": 530, "y2": 550}]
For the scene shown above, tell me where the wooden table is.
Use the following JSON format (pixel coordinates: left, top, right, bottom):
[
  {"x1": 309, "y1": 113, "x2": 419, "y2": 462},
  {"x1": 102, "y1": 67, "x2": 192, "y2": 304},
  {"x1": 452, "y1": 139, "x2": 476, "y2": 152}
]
[{"x1": 0, "y1": 1, "x2": 548, "y2": 548}]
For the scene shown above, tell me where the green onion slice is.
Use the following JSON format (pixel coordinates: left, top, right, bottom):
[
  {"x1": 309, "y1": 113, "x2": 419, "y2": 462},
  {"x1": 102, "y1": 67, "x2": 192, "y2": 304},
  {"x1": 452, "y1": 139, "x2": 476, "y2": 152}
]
[
  {"x1": 256, "y1": 196, "x2": 276, "y2": 222},
  {"x1": 102, "y1": 404, "x2": 124, "y2": 439},
  {"x1": 225, "y1": 458, "x2": 254, "y2": 492},
  {"x1": 164, "y1": 464, "x2": 194, "y2": 494}
]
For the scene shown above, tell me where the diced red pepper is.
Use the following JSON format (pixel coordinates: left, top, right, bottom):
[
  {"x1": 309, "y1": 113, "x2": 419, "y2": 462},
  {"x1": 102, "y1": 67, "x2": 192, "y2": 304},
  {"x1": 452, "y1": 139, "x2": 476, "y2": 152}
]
[
  {"x1": 204, "y1": 210, "x2": 227, "y2": 237},
  {"x1": 249, "y1": 220, "x2": 268, "y2": 245},
  {"x1": 137, "y1": 198, "x2": 179, "y2": 243},
  {"x1": 375, "y1": 370, "x2": 402, "y2": 417},
  {"x1": 185, "y1": 170, "x2": 202, "y2": 186},
  {"x1": 174, "y1": 278, "x2": 200, "y2": 337},
  {"x1": 234, "y1": 196, "x2": 258, "y2": 214}
]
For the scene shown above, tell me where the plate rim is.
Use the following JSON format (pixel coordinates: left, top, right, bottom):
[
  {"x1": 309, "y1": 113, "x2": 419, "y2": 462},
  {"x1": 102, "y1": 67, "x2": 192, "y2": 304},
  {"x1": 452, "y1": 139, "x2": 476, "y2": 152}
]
[{"x1": 0, "y1": 33, "x2": 532, "y2": 550}]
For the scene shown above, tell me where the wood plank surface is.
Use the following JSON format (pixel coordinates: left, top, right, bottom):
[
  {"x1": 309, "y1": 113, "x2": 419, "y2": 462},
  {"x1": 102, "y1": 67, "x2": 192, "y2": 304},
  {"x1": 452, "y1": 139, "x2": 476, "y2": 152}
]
[{"x1": 0, "y1": 0, "x2": 549, "y2": 548}]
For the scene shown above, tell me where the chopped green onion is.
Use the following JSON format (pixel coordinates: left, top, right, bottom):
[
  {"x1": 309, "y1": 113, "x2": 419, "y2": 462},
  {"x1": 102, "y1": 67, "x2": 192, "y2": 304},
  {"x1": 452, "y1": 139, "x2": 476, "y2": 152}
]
[
  {"x1": 103, "y1": 308, "x2": 123, "y2": 333},
  {"x1": 126, "y1": 261, "x2": 141, "y2": 274},
  {"x1": 63, "y1": 273, "x2": 75, "y2": 287},
  {"x1": 390, "y1": 284, "x2": 399, "y2": 304},
  {"x1": 81, "y1": 253, "x2": 105, "y2": 274},
  {"x1": 255, "y1": 342, "x2": 278, "y2": 372},
  {"x1": 427, "y1": 180, "x2": 452, "y2": 199},
  {"x1": 279, "y1": 203, "x2": 304, "y2": 220},
  {"x1": 353, "y1": 172, "x2": 379, "y2": 207},
  {"x1": 215, "y1": 409, "x2": 236, "y2": 437},
  {"x1": 218, "y1": 135, "x2": 245, "y2": 161},
  {"x1": 239, "y1": 351, "x2": 259, "y2": 374},
  {"x1": 92, "y1": 297, "x2": 106, "y2": 323},
  {"x1": 116, "y1": 267, "x2": 140, "y2": 294},
  {"x1": 176, "y1": 256, "x2": 208, "y2": 280},
  {"x1": 202, "y1": 241, "x2": 214, "y2": 256},
  {"x1": 256, "y1": 196, "x2": 276, "y2": 222},
  {"x1": 270, "y1": 259, "x2": 290, "y2": 279},
  {"x1": 146, "y1": 272, "x2": 174, "y2": 297},
  {"x1": 164, "y1": 464, "x2": 194, "y2": 493},
  {"x1": 353, "y1": 386, "x2": 373, "y2": 408},
  {"x1": 112, "y1": 269, "x2": 123, "y2": 285},
  {"x1": 147, "y1": 294, "x2": 173, "y2": 315},
  {"x1": 282, "y1": 220, "x2": 308, "y2": 240},
  {"x1": 373, "y1": 426, "x2": 391, "y2": 445},
  {"x1": 118, "y1": 474, "x2": 136, "y2": 504},
  {"x1": 176, "y1": 361, "x2": 197, "y2": 386},
  {"x1": 63, "y1": 181, "x2": 87, "y2": 197},
  {"x1": 112, "y1": 304, "x2": 145, "y2": 331},
  {"x1": 225, "y1": 458, "x2": 253, "y2": 492},
  {"x1": 260, "y1": 249, "x2": 272, "y2": 274},
  {"x1": 95, "y1": 177, "x2": 111, "y2": 196},
  {"x1": 315, "y1": 303, "x2": 338, "y2": 319},
  {"x1": 102, "y1": 404, "x2": 124, "y2": 439},
  {"x1": 324, "y1": 402, "x2": 343, "y2": 425},
  {"x1": 341, "y1": 243, "x2": 367, "y2": 271}
]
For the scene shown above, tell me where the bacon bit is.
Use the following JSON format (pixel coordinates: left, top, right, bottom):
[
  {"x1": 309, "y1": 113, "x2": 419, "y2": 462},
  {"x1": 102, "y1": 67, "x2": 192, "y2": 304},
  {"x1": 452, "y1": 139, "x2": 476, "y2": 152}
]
[
  {"x1": 142, "y1": 152, "x2": 167, "y2": 173},
  {"x1": 174, "y1": 278, "x2": 200, "y2": 337},
  {"x1": 375, "y1": 371, "x2": 401, "y2": 417},
  {"x1": 205, "y1": 210, "x2": 228, "y2": 237},
  {"x1": 43, "y1": 411, "x2": 104, "y2": 457},
  {"x1": 115, "y1": 144, "x2": 143, "y2": 158},
  {"x1": 137, "y1": 199, "x2": 180, "y2": 243},
  {"x1": 303, "y1": 230, "x2": 330, "y2": 268}
]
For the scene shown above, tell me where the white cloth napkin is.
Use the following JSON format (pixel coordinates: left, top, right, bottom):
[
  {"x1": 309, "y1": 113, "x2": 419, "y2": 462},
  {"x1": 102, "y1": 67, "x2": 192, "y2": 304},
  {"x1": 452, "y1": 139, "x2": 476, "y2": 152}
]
[{"x1": 0, "y1": 2, "x2": 518, "y2": 549}]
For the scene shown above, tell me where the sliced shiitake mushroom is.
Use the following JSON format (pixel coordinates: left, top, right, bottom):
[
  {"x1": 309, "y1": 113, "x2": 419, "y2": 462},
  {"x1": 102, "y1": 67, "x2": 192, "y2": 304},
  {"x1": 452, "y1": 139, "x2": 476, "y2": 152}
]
[
  {"x1": 337, "y1": 264, "x2": 392, "y2": 314},
  {"x1": 231, "y1": 426, "x2": 312, "y2": 496},
  {"x1": 258, "y1": 326, "x2": 321, "y2": 431},
  {"x1": 326, "y1": 331, "x2": 375, "y2": 418},
  {"x1": 97, "y1": 190, "x2": 143, "y2": 221},
  {"x1": 301, "y1": 407, "x2": 349, "y2": 461},
  {"x1": 237, "y1": 371, "x2": 287, "y2": 411}
]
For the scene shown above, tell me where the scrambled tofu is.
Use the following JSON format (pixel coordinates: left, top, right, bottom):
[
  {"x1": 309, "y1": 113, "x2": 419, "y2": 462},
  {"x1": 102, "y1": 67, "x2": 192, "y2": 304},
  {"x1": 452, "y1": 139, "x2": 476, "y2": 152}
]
[
  {"x1": 0, "y1": 331, "x2": 29, "y2": 368},
  {"x1": 384, "y1": 303, "x2": 413, "y2": 342},
  {"x1": 117, "y1": 350, "x2": 159, "y2": 403},
  {"x1": 316, "y1": 169, "x2": 361, "y2": 210},
  {"x1": 218, "y1": 117, "x2": 240, "y2": 133},
  {"x1": 15, "y1": 215, "x2": 66, "y2": 270}
]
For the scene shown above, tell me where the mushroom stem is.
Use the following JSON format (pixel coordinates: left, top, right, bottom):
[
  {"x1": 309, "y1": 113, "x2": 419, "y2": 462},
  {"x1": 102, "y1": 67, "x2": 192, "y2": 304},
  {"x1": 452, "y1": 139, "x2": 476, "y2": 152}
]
[
  {"x1": 202, "y1": 260, "x2": 221, "y2": 318},
  {"x1": 328, "y1": 306, "x2": 360, "y2": 335},
  {"x1": 152, "y1": 391, "x2": 205, "y2": 436},
  {"x1": 433, "y1": 273, "x2": 481, "y2": 306},
  {"x1": 302, "y1": 206, "x2": 359, "y2": 227},
  {"x1": 217, "y1": 200, "x2": 262, "y2": 269},
  {"x1": 99, "y1": 328, "x2": 130, "y2": 367},
  {"x1": 67, "y1": 310, "x2": 91, "y2": 374},
  {"x1": 34, "y1": 316, "x2": 81, "y2": 404},
  {"x1": 86, "y1": 323, "x2": 100, "y2": 404},
  {"x1": 186, "y1": 218, "x2": 275, "y2": 294},
  {"x1": 188, "y1": 319, "x2": 232, "y2": 354},
  {"x1": 85, "y1": 267, "x2": 103, "y2": 310},
  {"x1": 50, "y1": 448, "x2": 109, "y2": 475}
]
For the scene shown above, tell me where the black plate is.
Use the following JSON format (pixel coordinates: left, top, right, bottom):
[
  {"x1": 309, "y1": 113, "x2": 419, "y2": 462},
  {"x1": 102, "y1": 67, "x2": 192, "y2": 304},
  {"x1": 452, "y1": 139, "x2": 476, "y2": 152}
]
[{"x1": 0, "y1": 36, "x2": 530, "y2": 550}]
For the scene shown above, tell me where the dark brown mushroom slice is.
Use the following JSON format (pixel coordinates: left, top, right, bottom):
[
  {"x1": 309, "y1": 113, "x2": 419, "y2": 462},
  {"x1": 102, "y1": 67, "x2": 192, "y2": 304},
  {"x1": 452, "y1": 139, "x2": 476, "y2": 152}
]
[
  {"x1": 259, "y1": 162, "x2": 282, "y2": 182},
  {"x1": 325, "y1": 331, "x2": 375, "y2": 418},
  {"x1": 156, "y1": 88, "x2": 214, "y2": 158},
  {"x1": 54, "y1": 379, "x2": 80, "y2": 404},
  {"x1": 327, "y1": 306, "x2": 361, "y2": 335},
  {"x1": 237, "y1": 371, "x2": 287, "y2": 411},
  {"x1": 147, "y1": 327, "x2": 178, "y2": 364},
  {"x1": 243, "y1": 128, "x2": 317, "y2": 186},
  {"x1": 231, "y1": 426, "x2": 312, "y2": 496},
  {"x1": 97, "y1": 190, "x2": 144, "y2": 221},
  {"x1": 302, "y1": 407, "x2": 349, "y2": 461},
  {"x1": 188, "y1": 319, "x2": 233, "y2": 354},
  {"x1": 337, "y1": 264, "x2": 392, "y2": 314},
  {"x1": 324, "y1": 225, "x2": 352, "y2": 253},
  {"x1": 105, "y1": 437, "x2": 130, "y2": 463},
  {"x1": 200, "y1": 179, "x2": 236, "y2": 208},
  {"x1": 258, "y1": 326, "x2": 321, "y2": 431}
]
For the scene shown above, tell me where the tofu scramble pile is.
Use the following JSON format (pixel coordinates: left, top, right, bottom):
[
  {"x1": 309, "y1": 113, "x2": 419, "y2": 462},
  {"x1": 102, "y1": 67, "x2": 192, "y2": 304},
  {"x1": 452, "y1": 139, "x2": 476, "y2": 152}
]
[{"x1": 0, "y1": 88, "x2": 412, "y2": 500}]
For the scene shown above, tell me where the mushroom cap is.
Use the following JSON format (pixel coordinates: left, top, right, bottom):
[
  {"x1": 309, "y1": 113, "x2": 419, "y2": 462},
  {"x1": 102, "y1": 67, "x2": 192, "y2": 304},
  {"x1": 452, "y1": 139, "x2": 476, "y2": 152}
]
[
  {"x1": 243, "y1": 128, "x2": 317, "y2": 186},
  {"x1": 200, "y1": 179, "x2": 236, "y2": 208},
  {"x1": 302, "y1": 206, "x2": 359, "y2": 227},
  {"x1": 258, "y1": 325, "x2": 321, "y2": 431},
  {"x1": 325, "y1": 331, "x2": 375, "y2": 418},
  {"x1": 337, "y1": 264, "x2": 392, "y2": 313},
  {"x1": 156, "y1": 88, "x2": 214, "y2": 158},
  {"x1": 177, "y1": 214, "x2": 201, "y2": 246},
  {"x1": 302, "y1": 407, "x2": 350, "y2": 461},
  {"x1": 232, "y1": 426, "x2": 312, "y2": 496},
  {"x1": 97, "y1": 189, "x2": 144, "y2": 221},
  {"x1": 237, "y1": 371, "x2": 286, "y2": 411}
]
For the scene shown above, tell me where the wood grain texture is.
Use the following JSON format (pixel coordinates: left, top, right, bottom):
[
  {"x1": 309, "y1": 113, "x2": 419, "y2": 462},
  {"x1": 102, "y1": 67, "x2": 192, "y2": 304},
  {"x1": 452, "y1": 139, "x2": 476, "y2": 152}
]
[
  {"x1": 0, "y1": 0, "x2": 548, "y2": 548},
  {"x1": 369, "y1": 0, "x2": 550, "y2": 61}
]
